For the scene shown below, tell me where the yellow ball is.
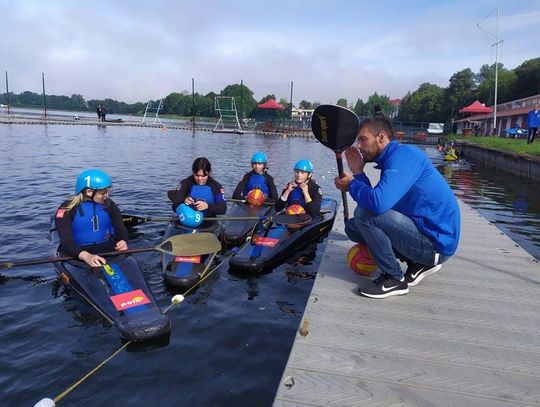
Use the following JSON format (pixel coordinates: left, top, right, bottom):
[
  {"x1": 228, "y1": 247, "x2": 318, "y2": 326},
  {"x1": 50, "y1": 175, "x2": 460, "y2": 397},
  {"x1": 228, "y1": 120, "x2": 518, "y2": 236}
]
[
  {"x1": 246, "y1": 189, "x2": 266, "y2": 206},
  {"x1": 347, "y1": 243, "x2": 377, "y2": 276},
  {"x1": 286, "y1": 204, "x2": 305, "y2": 215}
]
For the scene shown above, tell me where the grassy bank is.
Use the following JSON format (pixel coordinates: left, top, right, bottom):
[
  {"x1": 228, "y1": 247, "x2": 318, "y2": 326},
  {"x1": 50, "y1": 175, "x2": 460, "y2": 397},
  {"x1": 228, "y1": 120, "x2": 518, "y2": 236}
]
[{"x1": 447, "y1": 135, "x2": 540, "y2": 157}]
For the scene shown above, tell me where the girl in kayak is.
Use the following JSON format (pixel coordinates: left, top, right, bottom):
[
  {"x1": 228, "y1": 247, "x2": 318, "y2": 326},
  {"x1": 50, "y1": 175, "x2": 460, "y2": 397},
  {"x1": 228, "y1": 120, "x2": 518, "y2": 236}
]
[
  {"x1": 275, "y1": 159, "x2": 322, "y2": 218},
  {"x1": 170, "y1": 157, "x2": 227, "y2": 218},
  {"x1": 55, "y1": 169, "x2": 129, "y2": 267},
  {"x1": 232, "y1": 151, "x2": 279, "y2": 204}
]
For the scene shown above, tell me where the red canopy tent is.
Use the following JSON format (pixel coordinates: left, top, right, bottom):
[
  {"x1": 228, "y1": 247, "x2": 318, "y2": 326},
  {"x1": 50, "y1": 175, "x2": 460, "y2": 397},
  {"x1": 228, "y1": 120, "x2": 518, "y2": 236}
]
[
  {"x1": 459, "y1": 100, "x2": 493, "y2": 114},
  {"x1": 257, "y1": 99, "x2": 285, "y2": 110}
]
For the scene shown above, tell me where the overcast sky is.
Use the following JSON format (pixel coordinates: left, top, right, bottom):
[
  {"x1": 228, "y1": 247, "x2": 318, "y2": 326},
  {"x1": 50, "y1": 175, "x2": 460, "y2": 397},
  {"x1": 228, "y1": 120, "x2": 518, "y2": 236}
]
[{"x1": 1, "y1": 0, "x2": 539, "y2": 105}]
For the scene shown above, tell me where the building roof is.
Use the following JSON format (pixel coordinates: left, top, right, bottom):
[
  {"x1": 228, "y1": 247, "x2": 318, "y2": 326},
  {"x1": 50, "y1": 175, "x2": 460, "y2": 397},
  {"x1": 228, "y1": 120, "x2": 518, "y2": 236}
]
[
  {"x1": 459, "y1": 100, "x2": 493, "y2": 114},
  {"x1": 390, "y1": 99, "x2": 401, "y2": 106}
]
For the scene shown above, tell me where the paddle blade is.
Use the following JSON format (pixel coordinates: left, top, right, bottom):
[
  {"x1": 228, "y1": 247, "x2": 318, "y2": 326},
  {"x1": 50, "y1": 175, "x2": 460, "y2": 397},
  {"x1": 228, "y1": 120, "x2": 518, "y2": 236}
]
[
  {"x1": 311, "y1": 105, "x2": 359, "y2": 153},
  {"x1": 158, "y1": 233, "x2": 222, "y2": 256},
  {"x1": 122, "y1": 215, "x2": 149, "y2": 228}
]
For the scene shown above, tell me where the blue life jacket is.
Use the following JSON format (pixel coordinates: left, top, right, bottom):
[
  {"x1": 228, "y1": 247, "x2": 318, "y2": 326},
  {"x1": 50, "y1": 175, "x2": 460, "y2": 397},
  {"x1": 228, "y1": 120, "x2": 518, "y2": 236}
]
[
  {"x1": 287, "y1": 187, "x2": 306, "y2": 207},
  {"x1": 244, "y1": 173, "x2": 270, "y2": 197},
  {"x1": 189, "y1": 184, "x2": 215, "y2": 215},
  {"x1": 72, "y1": 201, "x2": 115, "y2": 246}
]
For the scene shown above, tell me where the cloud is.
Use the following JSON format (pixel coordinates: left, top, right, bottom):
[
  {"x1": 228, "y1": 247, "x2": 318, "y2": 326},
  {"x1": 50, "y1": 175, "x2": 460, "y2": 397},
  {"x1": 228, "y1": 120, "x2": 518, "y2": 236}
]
[{"x1": 1, "y1": 0, "x2": 539, "y2": 105}]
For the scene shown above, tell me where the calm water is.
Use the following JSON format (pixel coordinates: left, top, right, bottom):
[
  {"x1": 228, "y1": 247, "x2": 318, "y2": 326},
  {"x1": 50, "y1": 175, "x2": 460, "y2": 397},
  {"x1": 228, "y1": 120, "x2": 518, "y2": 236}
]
[{"x1": 1, "y1": 125, "x2": 539, "y2": 406}]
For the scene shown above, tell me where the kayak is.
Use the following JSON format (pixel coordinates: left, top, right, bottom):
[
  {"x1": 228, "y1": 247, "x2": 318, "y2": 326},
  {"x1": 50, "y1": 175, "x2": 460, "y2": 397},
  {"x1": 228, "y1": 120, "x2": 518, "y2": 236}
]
[
  {"x1": 50, "y1": 222, "x2": 171, "y2": 341},
  {"x1": 219, "y1": 201, "x2": 275, "y2": 247},
  {"x1": 228, "y1": 198, "x2": 338, "y2": 272},
  {"x1": 162, "y1": 220, "x2": 223, "y2": 288}
]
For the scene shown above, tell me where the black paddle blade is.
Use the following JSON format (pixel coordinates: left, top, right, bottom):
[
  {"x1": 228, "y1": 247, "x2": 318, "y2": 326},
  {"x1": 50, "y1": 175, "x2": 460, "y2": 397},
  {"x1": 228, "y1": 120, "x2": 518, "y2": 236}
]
[
  {"x1": 311, "y1": 104, "x2": 359, "y2": 153},
  {"x1": 122, "y1": 215, "x2": 149, "y2": 228}
]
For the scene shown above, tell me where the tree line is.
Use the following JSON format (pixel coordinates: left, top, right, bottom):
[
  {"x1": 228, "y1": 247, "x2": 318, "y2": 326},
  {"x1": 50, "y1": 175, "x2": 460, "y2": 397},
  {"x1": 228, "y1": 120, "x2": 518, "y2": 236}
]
[{"x1": 1, "y1": 57, "x2": 538, "y2": 123}]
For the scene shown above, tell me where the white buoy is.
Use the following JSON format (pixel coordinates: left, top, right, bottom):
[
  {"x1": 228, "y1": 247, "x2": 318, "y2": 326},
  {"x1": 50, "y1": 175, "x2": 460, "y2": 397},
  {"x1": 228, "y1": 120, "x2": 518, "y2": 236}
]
[
  {"x1": 171, "y1": 294, "x2": 185, "y2": 305},
  {"x1": 34, "y1": 398, "x2": 55, "y2": 407}
]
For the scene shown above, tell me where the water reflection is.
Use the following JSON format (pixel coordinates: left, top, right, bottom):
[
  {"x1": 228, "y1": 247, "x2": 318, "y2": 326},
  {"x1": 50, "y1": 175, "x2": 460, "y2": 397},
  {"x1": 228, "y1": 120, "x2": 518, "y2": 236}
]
[{"x1": 426, "y1": 146, "x2": 540, "y2": 260}]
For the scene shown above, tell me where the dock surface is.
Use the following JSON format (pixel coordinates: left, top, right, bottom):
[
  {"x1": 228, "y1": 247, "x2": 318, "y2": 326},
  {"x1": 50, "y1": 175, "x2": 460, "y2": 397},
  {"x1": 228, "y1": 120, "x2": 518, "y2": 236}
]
[{"x1": 274, "y1": 164, "x2": 540, "y2": 406}]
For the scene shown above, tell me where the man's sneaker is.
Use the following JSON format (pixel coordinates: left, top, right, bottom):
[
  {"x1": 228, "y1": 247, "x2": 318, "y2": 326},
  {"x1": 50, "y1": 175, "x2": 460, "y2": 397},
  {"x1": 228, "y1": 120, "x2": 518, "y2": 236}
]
[
  {"x1": 358, "y1": 274, "x2": 409, "y2": 299},
  {"x1": 405, "y1": 263, "x2": 442, "y2": 287}
]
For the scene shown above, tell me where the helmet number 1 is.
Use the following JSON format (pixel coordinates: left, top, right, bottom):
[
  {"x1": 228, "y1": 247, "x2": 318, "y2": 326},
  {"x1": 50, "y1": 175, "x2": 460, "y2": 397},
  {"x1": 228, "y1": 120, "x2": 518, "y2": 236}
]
[{"x1": 85, "y1": 175, "x2": 91, "y2": 188}]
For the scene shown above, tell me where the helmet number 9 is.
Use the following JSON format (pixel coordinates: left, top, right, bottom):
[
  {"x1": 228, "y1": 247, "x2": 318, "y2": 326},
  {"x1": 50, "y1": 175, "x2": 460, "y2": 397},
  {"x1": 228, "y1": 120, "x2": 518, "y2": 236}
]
[{"x1": 195, "y1": 213, "x2": 202, "y2": 223}]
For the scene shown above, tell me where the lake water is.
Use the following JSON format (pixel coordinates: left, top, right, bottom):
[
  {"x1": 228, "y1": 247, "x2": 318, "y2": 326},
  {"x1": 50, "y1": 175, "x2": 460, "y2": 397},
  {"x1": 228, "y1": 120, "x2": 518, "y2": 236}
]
[{"x1": 1, "y1": 125, "x2": 539, "y2": 406}]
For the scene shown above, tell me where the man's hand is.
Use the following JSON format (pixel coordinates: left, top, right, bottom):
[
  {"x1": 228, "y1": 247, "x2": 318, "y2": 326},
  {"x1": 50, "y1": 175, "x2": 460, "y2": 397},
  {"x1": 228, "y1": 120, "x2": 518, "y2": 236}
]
[
  {"x1": 115, "y1": 240, "x2": 128, "y2": 251},
  {"x1": 345, "y1": 146, "x2": 365, "y2": 174},
  {"x1": 334, "y1": 172, "x2": 354, "y2": 192}
]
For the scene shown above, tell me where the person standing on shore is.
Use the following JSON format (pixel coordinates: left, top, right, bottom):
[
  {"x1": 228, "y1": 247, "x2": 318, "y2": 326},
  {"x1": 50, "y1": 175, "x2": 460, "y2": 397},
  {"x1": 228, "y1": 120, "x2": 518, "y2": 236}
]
[
  {"x1": 96, "y1": 105, "x2": 103, "y2": 121},
  {"x1": 526, "y1": 103, "x2": 540, "y2": 144}
]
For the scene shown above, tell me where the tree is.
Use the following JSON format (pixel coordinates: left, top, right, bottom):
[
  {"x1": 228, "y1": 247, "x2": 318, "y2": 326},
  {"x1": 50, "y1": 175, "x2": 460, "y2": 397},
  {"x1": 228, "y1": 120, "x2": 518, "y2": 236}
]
[
  {"x1": 442, "y1": 68, "x2": 477, "y2": 120},
  {"x1": 299, "y1": 100, "x2": 312, "y2": 109},
  {"x1": 398, "y1": 83, "x2": 444, "y2": 122},
  {"x1": 221, "y1": 83, "x2": 257, "y2": 118},
  {"x1": 476, "y1": 63, "x2": 517, "y2": 105},
  {"x1": 365, "y1": 93, "x2": 391, "y2": 117},
  {"x1": 353, "y1": 98, "x2": 365, "y2": 117},
  {"x1": 336, "y1": 98, "x2": 348, "y2": 107},
  {"x1": 512, "y1": 57, "x2": 540, "y2": 100}
]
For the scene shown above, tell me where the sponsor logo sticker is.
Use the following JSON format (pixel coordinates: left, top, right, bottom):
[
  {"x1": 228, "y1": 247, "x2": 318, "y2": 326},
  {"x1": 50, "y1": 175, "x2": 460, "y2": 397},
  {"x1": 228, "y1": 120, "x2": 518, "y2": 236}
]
[
  {"x1": 253, "y1": 236, "x2": 279, "y2": 247},
  {"x1": 55, "y1": 208, "x2": 67, "y2": 218},
  {"x1": 174, "y1": 256, "x2": 201, "y2": 263},
  {"x1": 110, "y1": 289, "x2": 151, "y2": 311}
]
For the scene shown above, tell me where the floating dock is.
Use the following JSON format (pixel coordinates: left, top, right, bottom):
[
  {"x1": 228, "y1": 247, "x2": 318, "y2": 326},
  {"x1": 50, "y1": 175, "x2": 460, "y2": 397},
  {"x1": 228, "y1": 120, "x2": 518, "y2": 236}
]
[{"x1": 274, "y1": 164, "x2": 540, "y2": 406}]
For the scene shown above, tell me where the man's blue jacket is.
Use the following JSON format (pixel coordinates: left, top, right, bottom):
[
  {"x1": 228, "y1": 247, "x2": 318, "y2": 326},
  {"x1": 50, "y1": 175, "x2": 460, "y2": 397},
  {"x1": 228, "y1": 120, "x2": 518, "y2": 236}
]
[{"x1": 349, "y1": 141, "x2": 460, "y2": 255}]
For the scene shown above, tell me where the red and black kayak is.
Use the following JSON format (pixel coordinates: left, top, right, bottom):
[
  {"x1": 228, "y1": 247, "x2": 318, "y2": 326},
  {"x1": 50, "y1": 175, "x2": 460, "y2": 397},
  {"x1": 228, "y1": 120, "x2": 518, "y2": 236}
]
[
  {"x1": 228, "y1": 198, "x2": 338, "y2": 273},
  {"x1": 161, "y1": 220, "x2": 222, "y2": 288},
  {"x1": 50, "y1": 221, "x2": 171, "y2": 341}
]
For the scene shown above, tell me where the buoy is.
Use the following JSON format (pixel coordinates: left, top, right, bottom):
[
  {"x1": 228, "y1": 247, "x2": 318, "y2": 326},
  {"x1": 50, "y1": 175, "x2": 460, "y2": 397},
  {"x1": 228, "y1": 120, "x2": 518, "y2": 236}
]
[
  {"x1": 171, "y1": 294, "x2": 185, "y2": 304},
  {"x1": 34, "y1": 399, "x2": 55, "y2": 407}
]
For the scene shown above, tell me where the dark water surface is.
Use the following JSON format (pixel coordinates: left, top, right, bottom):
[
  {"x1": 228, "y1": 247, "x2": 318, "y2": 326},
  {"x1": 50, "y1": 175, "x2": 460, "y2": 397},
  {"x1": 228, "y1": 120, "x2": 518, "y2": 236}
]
[{"x1": 1, "y1": 126, "x2": 539, "y2": 406}]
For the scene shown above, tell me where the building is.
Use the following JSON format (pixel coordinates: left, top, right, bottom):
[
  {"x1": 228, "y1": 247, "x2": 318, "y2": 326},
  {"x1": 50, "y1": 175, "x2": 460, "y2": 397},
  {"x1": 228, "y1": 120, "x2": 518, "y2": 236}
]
[
  {"x1": 455, "y1": 94, "x2": 540, "y2": 137},
  {"x1": 389, "y1": 99, "x2": 401, "y2": 119}
]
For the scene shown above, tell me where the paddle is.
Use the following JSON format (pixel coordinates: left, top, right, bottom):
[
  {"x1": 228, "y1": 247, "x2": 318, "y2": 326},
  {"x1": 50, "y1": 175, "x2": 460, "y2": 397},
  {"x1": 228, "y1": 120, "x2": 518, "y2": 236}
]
[
  {"x1": 0, "y1": 233, "x2": 221, "y2": 269},
  {"x1": 167, "y1": 190, "x2": 274, "y2": 206},
  {"x1": 122, "y1": 213, "x2": 311, "y2": 227},
  {"x1": 311, "y1": 104, "x2": 359, "y2": 221}
]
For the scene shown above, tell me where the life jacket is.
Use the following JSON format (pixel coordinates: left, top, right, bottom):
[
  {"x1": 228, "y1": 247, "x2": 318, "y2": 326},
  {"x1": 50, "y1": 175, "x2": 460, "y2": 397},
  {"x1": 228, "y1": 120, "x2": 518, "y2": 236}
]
[
  {"x1": 287, "y1": 186, "x2": 306, "y2": 207},
  {"x1": 71, "y1": 201, "x2": 115, "y2": 246},
  {"x1": 189, "y1": 184, "x2": 215, "y2": 213},
  {"x1": 244, "y1": 173, "x2": 270, "y2": 197}
]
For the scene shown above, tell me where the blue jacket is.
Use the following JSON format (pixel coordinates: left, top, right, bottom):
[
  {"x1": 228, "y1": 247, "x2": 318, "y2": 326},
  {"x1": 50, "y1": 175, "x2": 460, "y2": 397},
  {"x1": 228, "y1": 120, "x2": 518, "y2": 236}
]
[
  {"x1": 527, "y1": 109, "x2": 540, "y2": 128},
  {"x1": 348, "y1": 141, "x2": 460, "y2": 255}
]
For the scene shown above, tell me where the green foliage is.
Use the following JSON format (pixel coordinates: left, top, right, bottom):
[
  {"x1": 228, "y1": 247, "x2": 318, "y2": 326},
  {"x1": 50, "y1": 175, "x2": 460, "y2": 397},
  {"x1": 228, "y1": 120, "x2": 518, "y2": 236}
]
[
  {"x1": 299, "y1": 100, "x2": 312, "y2": 109},
  {"x1": 512, "y1": 57, "x2": 540, "y2": 100},
  {"x1": 398, "y1": 83, "x2": 444, "y2": 122},
  {"x1": 353, "y1": 98, "x2": 365, "y2": 117},
  {"x1": 476, "y1": 63, "x2": 517, "y2": 105},
  {"x1": 336, "y1": 98, "x2": 347, "y2": 107}
]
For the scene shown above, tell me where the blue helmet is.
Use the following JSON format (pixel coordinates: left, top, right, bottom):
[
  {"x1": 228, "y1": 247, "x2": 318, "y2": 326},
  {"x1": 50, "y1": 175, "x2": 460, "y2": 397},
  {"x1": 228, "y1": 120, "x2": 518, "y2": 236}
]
[
  {"x1": 294, "y1": 159, "x2": 313, "y2": 173},
  {"x1": 75, "y1": 169, "x2": 112, "y2": 194},
  {"x1": 251, "y1": 152, "x2": 267, "y2": 164},
  {"x1": 175, "y1": 203, "x2": 203, "y2": 228}
]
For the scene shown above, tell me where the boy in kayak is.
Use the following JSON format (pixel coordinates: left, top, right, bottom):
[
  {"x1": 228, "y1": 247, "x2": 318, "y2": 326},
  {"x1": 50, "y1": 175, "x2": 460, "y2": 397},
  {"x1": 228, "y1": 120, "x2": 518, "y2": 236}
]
[
  {"x1": 275, "y1": 159, "x2": 323, "y2": 218},
  {"x1": 55, "y1": 169, "x2": 129, "y2": 267},
  {"x1": 334, "y1": 116, "x2": 460, "y2": 299},
  {"x1": 170, "y1": 157, "x2": 227, "y2": 219},
  {"x1": 232, "y1": 152, "x2": 279, "y2": 204}
]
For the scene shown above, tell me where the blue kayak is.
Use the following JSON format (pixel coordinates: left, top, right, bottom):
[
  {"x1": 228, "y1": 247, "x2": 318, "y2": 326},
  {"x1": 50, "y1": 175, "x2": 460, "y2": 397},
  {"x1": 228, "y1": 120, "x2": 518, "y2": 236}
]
[
  {"x1": 228, "y1": 198, "x2": 338, "y2": 273},
  {"x1": 50, "y1": 221, "x2": 171, "y2": 341}
]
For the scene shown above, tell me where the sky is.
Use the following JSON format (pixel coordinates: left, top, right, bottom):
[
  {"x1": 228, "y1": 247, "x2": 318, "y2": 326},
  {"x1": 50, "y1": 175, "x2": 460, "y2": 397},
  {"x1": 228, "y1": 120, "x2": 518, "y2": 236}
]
[{"x1": 1, "y1": 0, "x2": 539, "y2": 105}]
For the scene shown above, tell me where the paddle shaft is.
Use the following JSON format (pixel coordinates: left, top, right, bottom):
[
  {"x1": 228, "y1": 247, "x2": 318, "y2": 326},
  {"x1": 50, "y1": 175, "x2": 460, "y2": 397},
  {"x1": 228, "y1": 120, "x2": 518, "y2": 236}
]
[
  {"x1": 335, "y1": 152, "x2": 350, "y2": 221},
  {"x1": 0, "y1": 247, "x2": 158, "y2": 269}
]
